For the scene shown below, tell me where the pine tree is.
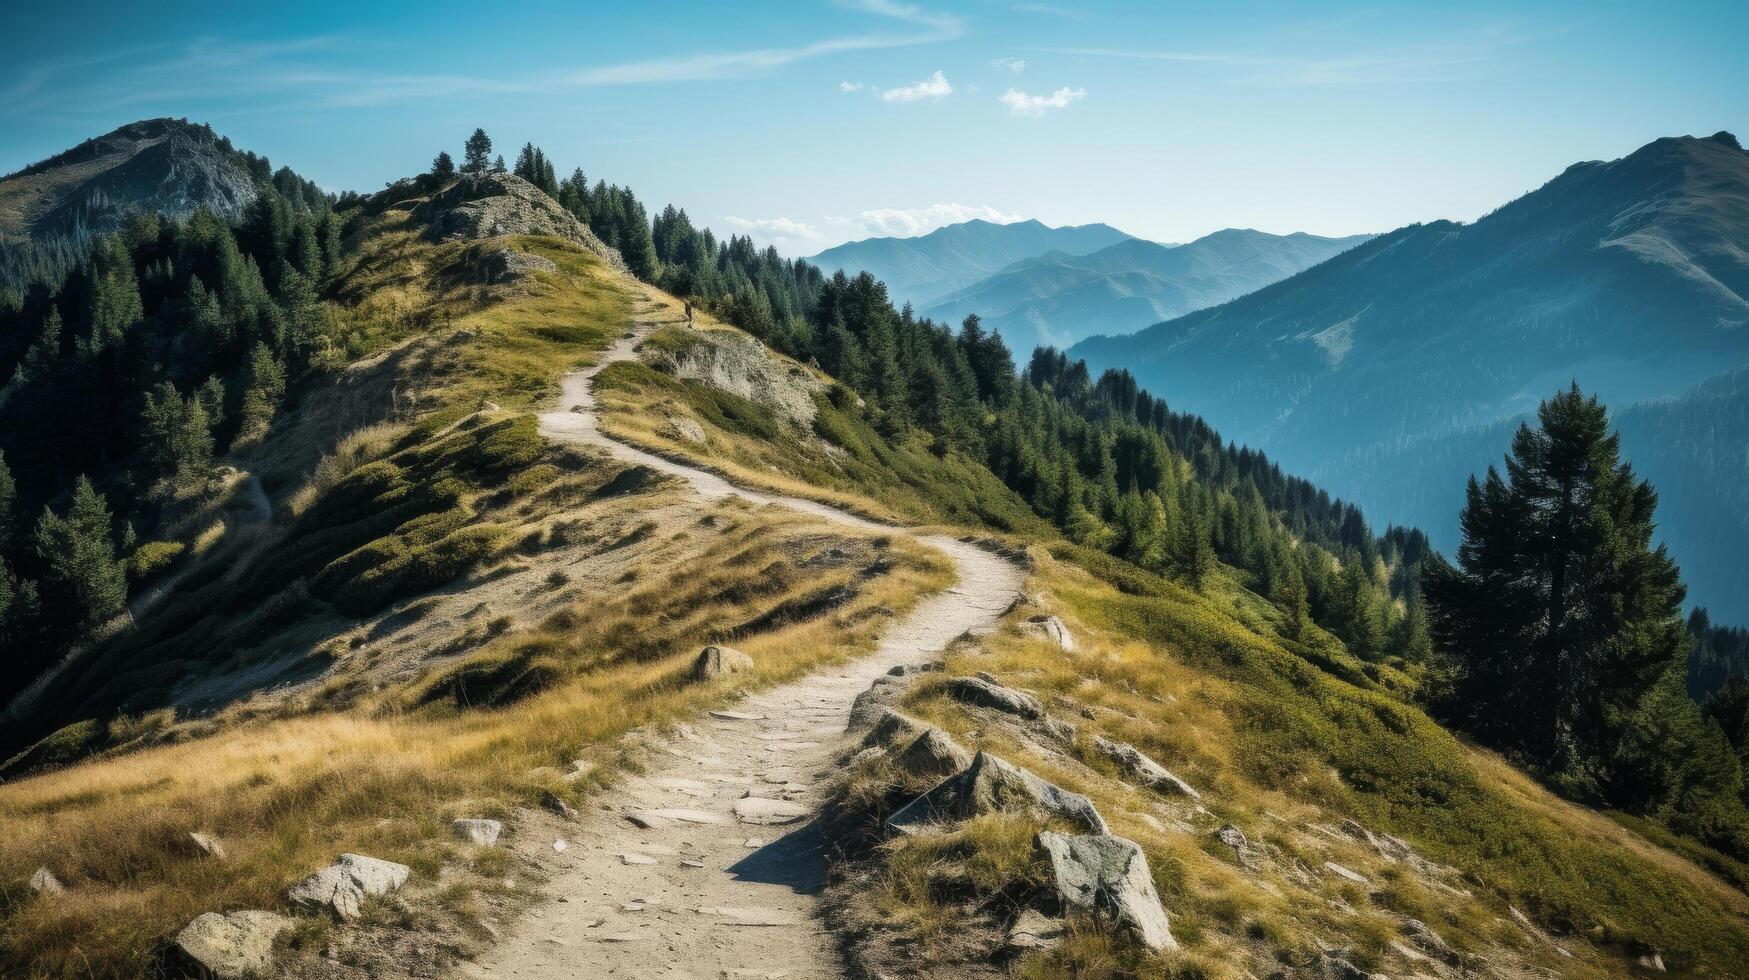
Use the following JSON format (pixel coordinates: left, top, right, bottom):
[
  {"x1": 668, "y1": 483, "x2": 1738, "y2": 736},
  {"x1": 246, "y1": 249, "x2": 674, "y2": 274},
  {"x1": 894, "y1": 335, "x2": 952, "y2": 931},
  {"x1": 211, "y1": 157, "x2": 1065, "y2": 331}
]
[
  {"x1": 462, "y1": 129, "x2": 493, "y2": 173},
  {"x1": 431, "y1": 150, "x2": 456, "y2": 179},
  {"x1": 1424, "y1": 384, "x2": 1688, "y2": 779},
  {"x1": 0, "y1": 449, "x2": 15, "y2": 550},
  {"x1": 34, "y1": 476, "x2": 127, "y2": 634}
]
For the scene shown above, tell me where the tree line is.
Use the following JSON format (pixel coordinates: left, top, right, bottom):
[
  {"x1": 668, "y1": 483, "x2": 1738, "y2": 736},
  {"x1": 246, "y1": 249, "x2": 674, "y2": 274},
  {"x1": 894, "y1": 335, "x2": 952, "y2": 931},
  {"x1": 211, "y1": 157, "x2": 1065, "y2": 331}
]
[{"x1": 0, "y1": 169, "x2": 337, "y2": 696}]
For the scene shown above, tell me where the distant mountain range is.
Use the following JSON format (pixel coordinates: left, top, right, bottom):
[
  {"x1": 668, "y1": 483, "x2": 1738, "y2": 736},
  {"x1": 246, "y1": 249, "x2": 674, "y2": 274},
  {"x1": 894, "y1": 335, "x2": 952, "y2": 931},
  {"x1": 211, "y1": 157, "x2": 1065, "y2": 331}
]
[
  {"x1": 920, "y1": 229, "x2": 1373, "y2": 353},
  {"x1": 1073, "y1": 132, "x2": 1749, "y2": 619},
  {"x1": 805, "y1": 219, "x2": 1371, "y2": 353},
  {"x1": 804, "y1": 218, "x2": 1131, "y2": 308}
]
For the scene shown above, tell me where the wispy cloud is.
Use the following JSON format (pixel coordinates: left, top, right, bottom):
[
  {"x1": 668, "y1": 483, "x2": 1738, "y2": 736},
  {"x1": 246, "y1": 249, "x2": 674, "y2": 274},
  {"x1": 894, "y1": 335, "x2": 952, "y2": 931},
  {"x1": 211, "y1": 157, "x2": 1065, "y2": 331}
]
[
  {"x1": 0, "y1": 1, "x2": 966, "y2": 116},
  {"x1": 881, "y1": 71, "x2": 953, "y2": 103},
  {"x1": 991, "y1": 57, "x2": 1027, "y2": 73},
  {"x1": 837, "y1": 203, "x2": 1024, "y2": 237},
  {"x1": 999, "y1": 86, "x2": 1085, "y2": 116},
  {"x1": 725, "y1": 215, "x2": 823, "y2": 239},
  {"x1": 840, "y1": 81, "x2": 866, "y2": 92}
]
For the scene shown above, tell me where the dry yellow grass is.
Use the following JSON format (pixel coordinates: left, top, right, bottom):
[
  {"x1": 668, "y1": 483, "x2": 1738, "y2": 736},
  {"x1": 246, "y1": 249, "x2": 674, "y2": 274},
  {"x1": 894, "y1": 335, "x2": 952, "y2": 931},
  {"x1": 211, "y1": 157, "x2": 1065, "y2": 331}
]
[{"x1": 0, "y1": 503, "x2": 950, "y2": 978}]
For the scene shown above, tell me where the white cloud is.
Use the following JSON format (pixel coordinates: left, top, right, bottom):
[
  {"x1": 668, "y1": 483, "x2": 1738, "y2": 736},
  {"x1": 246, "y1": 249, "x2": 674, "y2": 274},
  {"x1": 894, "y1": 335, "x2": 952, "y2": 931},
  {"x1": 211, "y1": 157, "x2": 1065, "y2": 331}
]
[
  {"x1": 834, "y1": 203, "x2": 1024, "y2": 238},
  {"x1": 999, "y1": 85, "x2": 1085, "y2": 116},
  {"x1": 725, "y1": 215, "x2": 823, "y2": 240},
  {"x1": 991, "y1": 57, "x2": 1026, "y2": 73},
  {"x1": 881, "y1": 70, "x2": 952, "y2": 102},
  {"x1": 839, "y1": 80, "x2": 865, "y2": 92}
]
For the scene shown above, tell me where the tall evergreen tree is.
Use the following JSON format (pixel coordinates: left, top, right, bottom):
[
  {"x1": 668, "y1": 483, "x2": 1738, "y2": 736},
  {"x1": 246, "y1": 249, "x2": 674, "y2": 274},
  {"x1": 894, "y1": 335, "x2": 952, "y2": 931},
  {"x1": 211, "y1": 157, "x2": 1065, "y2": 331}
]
[
  {"x1": 462, "y1": 128, "x2": 493, "y2": 174},
  {"x1": 34, "y1": 476, "x2": 127, "y2": 635},
  {"x1": 431, "y1": 150, "x2": 456, "y2": 179},
  {"x1": 1424, "y1": 384, "x2": 1688, "y2": 780}
]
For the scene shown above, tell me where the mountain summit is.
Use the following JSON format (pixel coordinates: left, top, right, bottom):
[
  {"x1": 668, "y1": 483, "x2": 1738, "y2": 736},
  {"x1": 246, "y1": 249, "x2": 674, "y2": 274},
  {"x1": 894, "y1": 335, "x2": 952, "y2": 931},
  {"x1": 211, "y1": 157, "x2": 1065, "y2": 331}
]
[{"x1": 1071, "y1": 131, "x2": 1749, "y2": 615}]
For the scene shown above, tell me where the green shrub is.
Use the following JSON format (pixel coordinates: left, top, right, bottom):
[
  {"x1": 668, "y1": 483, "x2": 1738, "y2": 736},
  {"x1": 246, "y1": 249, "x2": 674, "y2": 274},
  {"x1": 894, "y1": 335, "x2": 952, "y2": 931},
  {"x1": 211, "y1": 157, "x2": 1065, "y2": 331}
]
[{"x1": 125, "y1": 541, "x2": 186, "y2": 582}]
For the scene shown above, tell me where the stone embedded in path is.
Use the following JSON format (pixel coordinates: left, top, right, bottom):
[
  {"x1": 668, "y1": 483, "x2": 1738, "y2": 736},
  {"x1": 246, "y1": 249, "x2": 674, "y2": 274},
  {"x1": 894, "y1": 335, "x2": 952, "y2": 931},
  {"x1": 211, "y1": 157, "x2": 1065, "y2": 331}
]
[
  {"x1": 943, "y1": 675, "x2": 1044, "y2": 720},
  {"x1": 171, "y1": 910, "x2": 291, "y2": 979},
  {"x1": 732, "y1": 796, "x2": 810, "y2": 825},
  {"x1": 709, "y1": 710, "x2": 767, "y2": 721},
  {"x1": 1021, "y1": 614, "x2": 1075, "y2": 652},
  {"x1": 1035, "y1": 831, "x2": 1175, "y2": 952},
  {"x1": 453, "y1": 818, "x2": 503, "y2": 845},
  {"x1": 28, "y1": 867, "x2": 64, "y2": 896},
  {"x1": 692, "y1": 645, "x2": 755, "y2": 682},
  {"x1": 541, "y1": 790, "x2": 580, "y2": 821},
  {"x1": 620, "y1": 853, "x2": 658, "y2": 865},
  {"x1": 1092, "y1": 735, "x2": 1201, "y2": 800},
  {"x1": 702, "y1": 906, "x2": 802, "y2": 926},
  {"x1": 624, "y1": 811, "x2": 673, "y2": 830},
  {"x1": 888, "y1": 751, "x2": 1108, "y2": 836},
  {"x1": 286, "y1": 853, "x2": 411, "y2": 919},
  {"x1": 647, "y1": 807, "x2": 731, "y2": 825}
]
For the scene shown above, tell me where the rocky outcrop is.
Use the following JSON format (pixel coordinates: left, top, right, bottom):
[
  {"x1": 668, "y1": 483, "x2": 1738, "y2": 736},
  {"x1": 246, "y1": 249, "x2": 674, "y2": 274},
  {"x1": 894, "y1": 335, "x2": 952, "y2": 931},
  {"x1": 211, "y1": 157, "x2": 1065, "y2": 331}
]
[
  {"x1": 170, "y1": 910, "x2": 291, "y2": 979},
  {"x1": 1091, "y1": 735, "x2": 1200, "y2": 799},
  {"x1": 691, "y1": 645, "x2": 755, "y2": 682},
  {"x1": 861, "y1": 707, "x2": 929, "y2": 750},
  {"x1": 1035, "y1": 831, "x2": 1175, "y2": 952},
  {"x1": 653, "y1": 328, "x2": 824, "y2": 426},
  {"x1": 943, "y1": 675, "x2": 1044, "y2": 720},
  {"x1": 452, "y1": 818, "x2": 502, "y2": 845},
  {"x1": 1006, "y1": 908, "x2": 1066, "y2": 951},
  {"x1": 286, "y1": 853, "x2": 411, "y2": 919},
  {"x1": 187, "y1": 832, "x2": 227, "y2": 860},
  {"x1": 896, "y1": 727, "x2": 973, "y2": 781},
  {"x1": 478, "y1": 247, "x2": 557, "y2": 284},
  {"x1": 888, "y1": 751, "x2": 1107, "y2": 835},
  {"x1": 414, "y1": 171, "x2": 624, "y2": 270}
]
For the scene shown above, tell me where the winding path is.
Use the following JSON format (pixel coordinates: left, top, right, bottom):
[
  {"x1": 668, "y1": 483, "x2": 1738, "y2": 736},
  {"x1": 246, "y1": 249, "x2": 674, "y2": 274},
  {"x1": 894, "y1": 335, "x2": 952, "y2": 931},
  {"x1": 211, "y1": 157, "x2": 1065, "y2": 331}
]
[{"x1": 456, "y1": 302, "x2": 1024, "y2": 979}]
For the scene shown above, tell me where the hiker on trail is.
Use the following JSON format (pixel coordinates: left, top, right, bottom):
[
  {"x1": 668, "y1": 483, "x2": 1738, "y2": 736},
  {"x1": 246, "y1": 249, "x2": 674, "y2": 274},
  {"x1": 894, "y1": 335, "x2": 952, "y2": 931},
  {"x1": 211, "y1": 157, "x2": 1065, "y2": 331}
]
[{"x1": 685, "y1": 301, "x2": 694, "y2": 326}]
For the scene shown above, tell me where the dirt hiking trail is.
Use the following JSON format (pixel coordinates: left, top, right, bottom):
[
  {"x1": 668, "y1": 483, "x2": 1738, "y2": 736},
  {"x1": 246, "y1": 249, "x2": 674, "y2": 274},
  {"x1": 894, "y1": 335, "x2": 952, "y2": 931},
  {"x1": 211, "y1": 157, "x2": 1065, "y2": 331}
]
[{"x1": 455, "y1": 298, "x2": 1025, "y2": 978}]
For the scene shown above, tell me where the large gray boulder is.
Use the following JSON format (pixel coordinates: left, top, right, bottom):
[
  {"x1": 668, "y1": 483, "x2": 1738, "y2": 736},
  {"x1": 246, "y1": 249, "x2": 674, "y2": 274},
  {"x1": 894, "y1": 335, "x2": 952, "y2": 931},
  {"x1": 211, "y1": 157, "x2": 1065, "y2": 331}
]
[
  {"x1": 479, "y1": 248, "x2": 557, "y2": 284},
  {"x1": 171, "y1": 910, "x2": 291, "y2": 979},
  {"x1": 943, "y1": 676, "x2": 1044, "y2": 720},
  {"x1": 286, "y1": 853, "x2": 411, "y2": 919},
  {"x1": 691, "y1": 645, "x2": 755, "y2": 682},
  {"x1": 888, "y1": 751, "x2": 1107, "y2": 835},
  {"x1": 1035, "y1": 831, "x2": 1175, "y2": 952},
  {"x1": 896, "y1": 728, "x2": 973, "y2": 781},
  {"x1": 414, "y1": 171, "x2": 625, "y2": 269},
  {"x1": 1091, "y1": 736, "x2": 1200, "y2": 799}
]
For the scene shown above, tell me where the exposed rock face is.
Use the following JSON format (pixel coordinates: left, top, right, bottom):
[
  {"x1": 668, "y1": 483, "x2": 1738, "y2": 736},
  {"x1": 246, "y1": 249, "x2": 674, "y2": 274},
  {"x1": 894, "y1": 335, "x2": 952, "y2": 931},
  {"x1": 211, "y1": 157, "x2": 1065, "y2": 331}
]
[
  {"x1": 895, "y1": 727, "x2": 973, "y2": 781},
  {"x1": 171, "y1": 910, "x2": 291, "y2": 979},
  {"x1": 1035, "y1": 831, "x2": 1175, "y2": 952},
  {"x1": 691, "y1": 645, "x2": 755, "y2": 682},
  {"x1": 655, "y1": 328, "x2": 823, "y2": 426},
  {"x1": 478, "y1": 247, "x2": 557, "y2": 284},
  {"x1": 1338, "y1": 817, "x2": 1413, "y2": 861},
  {"x1": 666, "y1": 416, "x2": 708, "y2": 444},
  {"x1": 1402, "y1": 918, "x2": 1458, "y2": 964},
  {"x1": 1021, "y1": 615, "x2": 1074, "y2": 651},
  {"x1": 414, "y1": 171, "x2": 624, "y2": 270},
  {"x1": 286, "y1": 853, "x2": 411, "y2": 919},
  {"x1": 1214, "y1": 824, "x2": 1248, "y2": 851},
  {"x1": 1092, "y1": 735, "x2": 1200, "y2": 799},
  {"x1": 943, "y1": 676, "x2": 1044, "y2": 720},
  {"x1": 888, "y1": 751, "x2": 1107, "y2": 835},
  {"x1": 28, "y1": 867, "x2": 63, "y2": 895},
  {"x1": 452, "y1": 818, "x2": 503, "y2": 845}
]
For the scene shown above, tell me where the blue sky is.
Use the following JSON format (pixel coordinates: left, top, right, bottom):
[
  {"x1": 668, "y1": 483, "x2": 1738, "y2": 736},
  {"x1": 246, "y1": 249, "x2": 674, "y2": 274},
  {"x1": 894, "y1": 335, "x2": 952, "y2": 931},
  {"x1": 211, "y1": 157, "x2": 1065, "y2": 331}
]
[{"x1": 2, "y1": 1, "x2": 1745, "y2": 254}]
